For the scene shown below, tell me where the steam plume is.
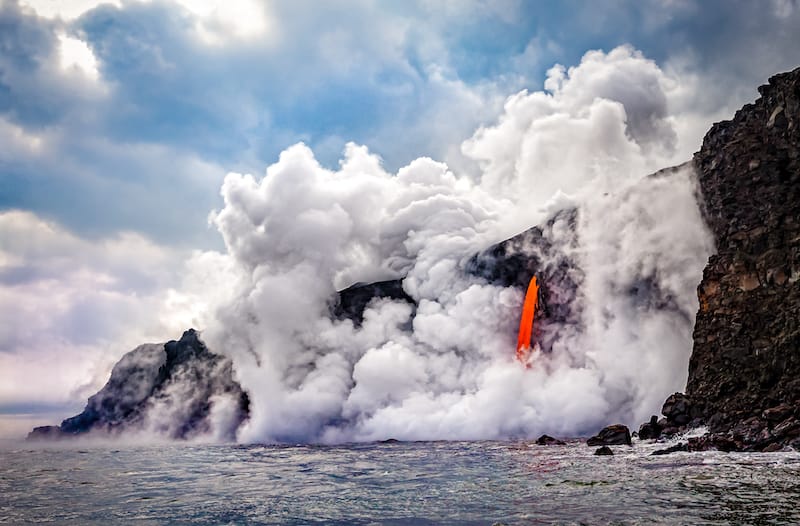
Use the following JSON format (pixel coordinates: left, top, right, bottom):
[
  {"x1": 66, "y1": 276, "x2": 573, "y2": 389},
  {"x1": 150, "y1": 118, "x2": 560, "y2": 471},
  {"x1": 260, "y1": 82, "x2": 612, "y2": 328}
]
[{"x1": 174, "y1": 45, "x2": 714, "y2": 443}]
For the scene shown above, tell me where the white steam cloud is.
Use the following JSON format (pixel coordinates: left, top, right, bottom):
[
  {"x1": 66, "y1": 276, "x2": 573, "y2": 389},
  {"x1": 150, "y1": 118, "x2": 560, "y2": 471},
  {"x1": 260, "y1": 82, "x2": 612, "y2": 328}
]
[{"x1": 174, "y1": 45, "x2": 715, "y2": 442}]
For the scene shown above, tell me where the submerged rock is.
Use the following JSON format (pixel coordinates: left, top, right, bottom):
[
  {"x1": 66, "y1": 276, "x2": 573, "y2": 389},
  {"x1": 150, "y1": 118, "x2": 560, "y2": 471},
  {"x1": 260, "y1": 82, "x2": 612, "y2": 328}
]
[
  {"x1": 652, "y1": 443, "x2": 688, "y2": 456},
  {"x1": 587, "y1": 424, "x2": 632, "y2": 446},
  {"x1": 535, "y1": 434, "x2": 566, "y2": 446},
  {"x1": 28, "y1": 329, "x2": 249, "y2": 442},
  {"x1": 594, "y1": 446, "x2": 613, "y2": 456}
]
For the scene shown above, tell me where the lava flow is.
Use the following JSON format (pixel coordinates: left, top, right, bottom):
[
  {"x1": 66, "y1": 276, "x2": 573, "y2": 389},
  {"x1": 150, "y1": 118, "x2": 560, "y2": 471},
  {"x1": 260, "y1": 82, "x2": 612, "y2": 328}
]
[{"x1": 516, "y1": 276, "x2": 539, "y2": 364}]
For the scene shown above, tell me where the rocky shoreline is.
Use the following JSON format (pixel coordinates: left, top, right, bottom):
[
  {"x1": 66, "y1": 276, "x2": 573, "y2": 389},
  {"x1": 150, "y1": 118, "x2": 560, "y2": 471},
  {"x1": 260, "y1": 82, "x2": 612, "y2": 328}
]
[{"x1": 28, "y1": 329, "x2": 250, "y2": 441}]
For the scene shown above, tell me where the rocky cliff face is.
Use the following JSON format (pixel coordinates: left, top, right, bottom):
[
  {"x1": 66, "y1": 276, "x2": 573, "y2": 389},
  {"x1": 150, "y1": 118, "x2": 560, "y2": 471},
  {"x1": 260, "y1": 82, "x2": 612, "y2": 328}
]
[
  {"x1": 639, "y1": 68, "x2": 800, "y2": 452},
  {"x1": 685, "y1": 67, "x2": 800, "y2": 449},
  {"x1": 28, "y1": 329, "x2": 250, "y2": 442}
]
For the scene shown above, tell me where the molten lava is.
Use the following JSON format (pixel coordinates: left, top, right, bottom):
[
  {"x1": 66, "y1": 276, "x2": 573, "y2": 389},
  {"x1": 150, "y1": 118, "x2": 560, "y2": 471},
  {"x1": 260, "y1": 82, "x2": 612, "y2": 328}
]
[{"x1": 516, "y1": 276, "x2": 539, "y2": 364}]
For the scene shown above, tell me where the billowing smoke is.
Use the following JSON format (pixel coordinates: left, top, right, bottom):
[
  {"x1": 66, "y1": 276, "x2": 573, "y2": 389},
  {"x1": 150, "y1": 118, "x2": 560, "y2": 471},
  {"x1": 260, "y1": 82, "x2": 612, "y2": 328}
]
[{"x1": 181, "y1": 45, "x2": 714, "y2": 443}]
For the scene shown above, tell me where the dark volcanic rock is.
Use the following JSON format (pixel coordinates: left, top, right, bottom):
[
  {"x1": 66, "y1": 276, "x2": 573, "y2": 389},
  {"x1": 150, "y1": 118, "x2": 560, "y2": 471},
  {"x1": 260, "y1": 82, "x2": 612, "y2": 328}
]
[
  {"x1": 661, "y1": 393, "x2": 693, "y2": 426},
  {"x1": 682, "y1": 66, "x2": 800, "y2": 451},
  {"x1": 587, "y1": 424, "x2": 632, "y2": 446},
  {"x1": 594, "y1": 446, "x2": 614, "y2": 456},
  {"x1": 652, "y1": 442, "x2": 688, "y2": 456},
  {"x1": 28, "y1": 329, "x2": 249, "y2": 441},
  {"x1": 332, "y1": 279, "x2": 415, "y2": 326},
  {"x1": 638, "y1": 415, "x2": 662, "y2": 440},
  {"x1": 27, "y1": 425, "x2": 65, "y2": 440},
  {"x1": 466, "y1": 209, "x2": 582, "y2": 353},
  {"x1": 535, "y1": 434, "x2": 566, "y2": 446}
]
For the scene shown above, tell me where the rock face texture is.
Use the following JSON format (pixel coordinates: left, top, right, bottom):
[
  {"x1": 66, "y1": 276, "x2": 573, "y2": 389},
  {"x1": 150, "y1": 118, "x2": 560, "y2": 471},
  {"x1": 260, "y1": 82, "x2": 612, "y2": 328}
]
[
  {"x1": 685, "y1": 67, "x2": 800, "y2": 449},
  {"x1": 535, "y1": 434, "x2": 566, "y2": 446},
  {"x1": 637, "y1": 415, "x2": 662, "y2": 440},
  {"x1": 586, "y1": 424, "x2": 632, "y2": 446},
  {"x1": 332, "y1": 279, "x2": 415, "y2": 326},
  {"x1": 28, "y1": 329, "x2": 249, "y2": 441},
  {"x1": 639, "y1": 68, "x2": 800, "y2": 452}
]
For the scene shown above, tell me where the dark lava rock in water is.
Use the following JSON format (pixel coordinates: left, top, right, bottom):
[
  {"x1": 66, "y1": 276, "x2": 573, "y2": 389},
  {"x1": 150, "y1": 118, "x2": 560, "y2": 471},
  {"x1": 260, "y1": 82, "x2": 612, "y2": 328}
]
[
  {"x1": 652, "y1": 443, "x2": 689, "y2": 456},
  {"x1": 28, "y1": 329, "x2": 249, "y2": 441},
  {"x1": 661, "y1": 393, "x2": 693, "y2": 426},
  {"x1": 594, "y1": 446, "x2": 613, "y2": 456},
  {"x1": 638, "y1": 415, "x2": 662, "y2": 440},
  {"x1": 587, "y1": 424, "x2": 632, "y2": 446},
  {"x1": 535, "y1": 434, "x2": 566, "y2": 446}
]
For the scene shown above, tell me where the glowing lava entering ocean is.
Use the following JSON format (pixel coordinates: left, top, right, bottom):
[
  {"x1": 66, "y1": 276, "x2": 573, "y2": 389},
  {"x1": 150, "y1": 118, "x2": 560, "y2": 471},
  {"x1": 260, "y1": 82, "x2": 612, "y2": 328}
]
[{"x1": 516, "y1": 276, "x2": 539, "y2": 364}]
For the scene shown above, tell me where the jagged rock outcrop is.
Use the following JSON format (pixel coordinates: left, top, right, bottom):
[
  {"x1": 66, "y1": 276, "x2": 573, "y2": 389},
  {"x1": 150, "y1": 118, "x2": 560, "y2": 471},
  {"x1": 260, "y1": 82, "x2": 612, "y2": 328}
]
[
  {"x1": 535, "y1": 434, "x2": 566, "y2": 446},
  {"x1": 587, "y1": 424, "x2": 632, "y2": 446},
  {"x1": 28, "y1": 329, "x2": 249, "y2": 441},
  {"x1": 643, "y1": 67, "x2": 800, "y2": 452},
  {"x1": 332, "y1": 279, "x2": 415, "y2": 326},
  {"x1": 637, "y1": 415, "x2": 662, "y2": 440},
  {"x1": 687, "y1": 67, "x2": 800, "y2": 450}
]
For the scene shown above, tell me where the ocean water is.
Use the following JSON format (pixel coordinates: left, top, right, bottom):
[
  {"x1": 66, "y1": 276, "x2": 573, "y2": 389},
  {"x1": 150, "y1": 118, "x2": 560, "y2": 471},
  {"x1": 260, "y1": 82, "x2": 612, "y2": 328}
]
[{"x1": 1, "y1": 439, "x2": 799, "y2": 525}]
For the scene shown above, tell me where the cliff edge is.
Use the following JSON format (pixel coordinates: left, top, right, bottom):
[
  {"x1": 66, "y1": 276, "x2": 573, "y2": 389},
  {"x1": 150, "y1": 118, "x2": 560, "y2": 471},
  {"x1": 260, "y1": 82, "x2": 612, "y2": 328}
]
[{"x1": 642, "y1": 68, "x2": 800, "y2": 452}]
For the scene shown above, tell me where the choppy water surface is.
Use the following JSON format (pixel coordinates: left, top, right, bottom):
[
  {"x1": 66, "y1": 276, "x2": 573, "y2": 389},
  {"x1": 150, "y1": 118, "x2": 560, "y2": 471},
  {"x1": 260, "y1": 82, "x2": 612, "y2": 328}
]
[{"x1": 1, "y1": 439, "x2": 799, "y2": 525}]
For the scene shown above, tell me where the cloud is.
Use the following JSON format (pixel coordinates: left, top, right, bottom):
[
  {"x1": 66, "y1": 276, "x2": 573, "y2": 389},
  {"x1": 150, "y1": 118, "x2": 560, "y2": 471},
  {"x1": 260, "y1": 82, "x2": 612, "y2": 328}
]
[
  {"x1": 4, "y1": 0, "x2": 800, "y2": 249},
  {"x1": 0, "y1": 210, "x2": 202, "y2": 414}
]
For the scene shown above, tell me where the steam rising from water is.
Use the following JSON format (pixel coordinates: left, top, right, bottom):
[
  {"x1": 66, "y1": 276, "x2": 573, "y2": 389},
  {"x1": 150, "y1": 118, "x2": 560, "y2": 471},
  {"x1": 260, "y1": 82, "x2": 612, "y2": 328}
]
[{"x1": 185, "y1": 46, "x2": 714, "y2": 443}]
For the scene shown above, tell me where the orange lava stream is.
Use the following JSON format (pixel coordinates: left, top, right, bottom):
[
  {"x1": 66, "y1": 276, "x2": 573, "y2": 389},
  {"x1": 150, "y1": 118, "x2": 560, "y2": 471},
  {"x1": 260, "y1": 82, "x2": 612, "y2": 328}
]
[{"x1": 516, "y1": 276, "x2": 539, "y2": 364}]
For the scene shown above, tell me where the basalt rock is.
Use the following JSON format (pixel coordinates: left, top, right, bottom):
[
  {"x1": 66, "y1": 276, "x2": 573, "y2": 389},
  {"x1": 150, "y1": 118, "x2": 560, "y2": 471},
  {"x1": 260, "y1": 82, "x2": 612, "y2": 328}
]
[
  {"x1": 28, "y1": 329, "x2": 249, "y2": 441},
  {"x1": 647, "y1": 67, "x2": 800, "y2": 452},
  {"x1": 594, "y1": 446, "x2": 614, "y2": 456},
  {"x1": 535, "y1": 434, "x2": 566, "y2": 446},
  {"x1": 661, "y1": 393, "x2": 694, "y2": 426},
  {"x1": 687, "y1": 68, "x2": 800, "y2": 451},
  {"x1": 587, "y1": 424, "x2": 632, "y2": 446},
  {"x1": 332, "y1": 279, "x2": 415, "y2": 326},
  {"x1": 652, "y1": 442, "x2": 688, "y2": 456},
  {"x1": 638, "y1": 415, "x2": 662, "y2": 440}
]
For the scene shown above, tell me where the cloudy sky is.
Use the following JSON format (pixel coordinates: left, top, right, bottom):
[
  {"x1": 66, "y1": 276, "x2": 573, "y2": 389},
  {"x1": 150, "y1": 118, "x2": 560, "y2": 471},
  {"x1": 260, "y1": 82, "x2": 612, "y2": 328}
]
[{"x1": 1, "y1": 0, "x2": 799, "y2": 439}]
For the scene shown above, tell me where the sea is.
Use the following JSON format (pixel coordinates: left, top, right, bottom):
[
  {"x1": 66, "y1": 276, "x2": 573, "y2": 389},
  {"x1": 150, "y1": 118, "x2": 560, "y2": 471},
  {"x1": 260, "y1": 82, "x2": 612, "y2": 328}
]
[{"x1": 1, "y1": 437, "x2": 799, "y2": 525}]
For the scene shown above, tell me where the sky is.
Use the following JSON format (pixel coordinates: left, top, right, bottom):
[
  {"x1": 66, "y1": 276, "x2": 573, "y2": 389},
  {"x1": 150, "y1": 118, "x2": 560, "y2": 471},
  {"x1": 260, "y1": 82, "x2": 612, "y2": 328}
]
[{"x1": 1, "y1": 0, "x2": 799, "y2": 440}]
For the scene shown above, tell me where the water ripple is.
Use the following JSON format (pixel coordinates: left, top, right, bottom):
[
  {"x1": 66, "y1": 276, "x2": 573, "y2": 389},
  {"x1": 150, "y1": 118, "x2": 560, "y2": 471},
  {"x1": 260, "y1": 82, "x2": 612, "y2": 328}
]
[{"x1": 1, "y1": 441, "x2": 798, "y2": 525}]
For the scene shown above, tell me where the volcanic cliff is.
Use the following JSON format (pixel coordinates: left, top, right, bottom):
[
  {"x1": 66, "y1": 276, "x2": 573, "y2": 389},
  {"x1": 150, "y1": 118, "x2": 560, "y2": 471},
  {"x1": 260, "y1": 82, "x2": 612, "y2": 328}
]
[
  {"x1": 640, "y1": 67, "x2": 800, "y2": 452},
  {"x1": 28, "y1": 329, "x2": 250, "y2": 441}
]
